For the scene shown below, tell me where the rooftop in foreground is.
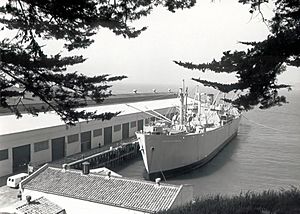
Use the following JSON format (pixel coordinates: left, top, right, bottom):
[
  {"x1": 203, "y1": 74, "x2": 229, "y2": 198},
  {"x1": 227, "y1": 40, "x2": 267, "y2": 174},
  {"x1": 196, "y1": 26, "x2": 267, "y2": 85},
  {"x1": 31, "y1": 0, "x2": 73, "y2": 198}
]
[
  {"x1": 21, "y1": 165, "x2": 183, "y2": 213},
  {"x1": 16, "y1": 197, "x2": 65, "y2": 214}
]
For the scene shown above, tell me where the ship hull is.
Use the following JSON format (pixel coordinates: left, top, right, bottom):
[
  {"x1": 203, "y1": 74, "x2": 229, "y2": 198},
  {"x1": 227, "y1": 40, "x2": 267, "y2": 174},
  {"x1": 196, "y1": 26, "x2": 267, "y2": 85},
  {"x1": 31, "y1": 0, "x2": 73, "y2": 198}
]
[{"x1": 136, "y1": 116, "x2": 241, "y2": 180}]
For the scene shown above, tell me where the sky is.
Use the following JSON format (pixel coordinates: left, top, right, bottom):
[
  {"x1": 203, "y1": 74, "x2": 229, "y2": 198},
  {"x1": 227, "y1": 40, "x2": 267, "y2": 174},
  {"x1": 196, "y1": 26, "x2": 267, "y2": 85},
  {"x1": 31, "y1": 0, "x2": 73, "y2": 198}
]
[
  {"x1": 2, "y1": 0, "x2": 300, "y2": 93},
  {"x1": 65, "y1": 0, "x2": 299, "y2": 93}
]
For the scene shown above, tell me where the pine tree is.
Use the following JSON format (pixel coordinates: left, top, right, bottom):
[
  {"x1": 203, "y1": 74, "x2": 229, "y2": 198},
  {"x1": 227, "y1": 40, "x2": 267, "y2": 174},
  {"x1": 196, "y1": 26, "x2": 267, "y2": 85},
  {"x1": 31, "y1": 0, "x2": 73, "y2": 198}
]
[
  {"x1": 0, "y1": 0, "x2": 195, "y2": 125},
  {"x1": 175, "y1": 0, "x2": 299, "y2": 110}
]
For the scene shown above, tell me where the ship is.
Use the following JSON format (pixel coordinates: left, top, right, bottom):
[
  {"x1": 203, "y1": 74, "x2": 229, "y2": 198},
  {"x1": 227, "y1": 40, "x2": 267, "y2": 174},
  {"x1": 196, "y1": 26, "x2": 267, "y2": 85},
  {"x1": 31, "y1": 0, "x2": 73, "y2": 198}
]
[{"x1": 136, "y1": 84, "x2": 241, "y2": 180}]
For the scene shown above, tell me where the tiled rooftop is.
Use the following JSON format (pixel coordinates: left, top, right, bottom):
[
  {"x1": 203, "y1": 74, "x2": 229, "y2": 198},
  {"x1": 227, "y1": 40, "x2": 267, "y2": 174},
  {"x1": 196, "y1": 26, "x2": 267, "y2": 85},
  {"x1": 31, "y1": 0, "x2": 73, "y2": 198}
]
[
  {"x1": 16, "y1": 197, "x2": 65, "y2": 214},
  {"x1": 22, "y1": 167, "x2": 182, "y2": 213}
]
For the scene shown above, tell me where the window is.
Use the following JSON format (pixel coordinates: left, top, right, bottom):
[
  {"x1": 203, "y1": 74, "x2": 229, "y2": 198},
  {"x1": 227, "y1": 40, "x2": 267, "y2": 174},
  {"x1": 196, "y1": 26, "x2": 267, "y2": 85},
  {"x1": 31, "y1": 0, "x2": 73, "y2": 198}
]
[
  {"x1": 34, "y1": 140, "x2": 49, "y2": 152},
  {"x1": 93, "y1": 128, "x2": 102, "y2": 137},
  {"x1": 130, "y1": 121, "x2": 136, "y2": 128},
  {"x1": 114, "y1": 124, "x2": 121, "y2": 132},
  {"x1": 0, "y1": 149, "x2": 8, "y2": 161},
  {"x1": 67, "y1": 134, "x2": 79, "y2": 144}
]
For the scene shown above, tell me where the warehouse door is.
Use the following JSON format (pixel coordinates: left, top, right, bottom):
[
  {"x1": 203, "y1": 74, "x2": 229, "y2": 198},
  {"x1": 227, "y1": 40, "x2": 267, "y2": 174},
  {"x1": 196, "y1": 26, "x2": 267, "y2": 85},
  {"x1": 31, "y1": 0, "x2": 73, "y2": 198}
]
[
  {"x1": 104, "y1": 126, "x2": 112, "y2": 145},
  {"x1": 51, "y1": 137, "x2": 65, "y2": 161},
  {"x1": 137, "y1": 120, "x2": 144, "y2": 131},
  {"x1": 13, "y1": 144, "x2": 31, "y2": 173},
  {"x1": 122, "y1": 123, "x2": 129, "y2": 140},
  {"x1": 81, "y1": 131, "x2": 91, "y2": 152}
]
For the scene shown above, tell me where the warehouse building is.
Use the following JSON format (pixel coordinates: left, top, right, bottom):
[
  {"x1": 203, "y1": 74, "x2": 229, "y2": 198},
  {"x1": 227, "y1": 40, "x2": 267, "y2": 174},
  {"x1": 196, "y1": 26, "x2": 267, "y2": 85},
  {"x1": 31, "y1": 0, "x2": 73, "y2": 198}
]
[{"x1": 0, "y1": 94, "x2": 178, "y2": 177}]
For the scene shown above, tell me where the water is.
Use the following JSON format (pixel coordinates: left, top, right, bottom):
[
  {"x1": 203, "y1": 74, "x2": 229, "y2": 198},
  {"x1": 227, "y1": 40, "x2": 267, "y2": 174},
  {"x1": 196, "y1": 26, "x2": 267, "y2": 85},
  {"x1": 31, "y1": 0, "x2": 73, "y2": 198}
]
[{"x1": 115, "y1": 87, "x2": 300, "y2": 197}]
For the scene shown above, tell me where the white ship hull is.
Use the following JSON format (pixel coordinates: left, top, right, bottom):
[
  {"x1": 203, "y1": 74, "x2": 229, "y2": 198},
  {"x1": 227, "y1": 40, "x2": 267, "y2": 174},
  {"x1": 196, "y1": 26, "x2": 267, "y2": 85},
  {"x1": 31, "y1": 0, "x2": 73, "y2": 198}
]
[{"x1": 136, "y1": 116, "x2": 241, "y2": 180}]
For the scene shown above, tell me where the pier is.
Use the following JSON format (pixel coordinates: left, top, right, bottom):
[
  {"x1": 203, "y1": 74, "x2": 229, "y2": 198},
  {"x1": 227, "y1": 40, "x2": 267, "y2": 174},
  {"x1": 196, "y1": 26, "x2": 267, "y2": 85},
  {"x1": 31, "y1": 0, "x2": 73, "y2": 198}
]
[{"x1": 49, "y1": 138, "x2": 140, "y2": 171}]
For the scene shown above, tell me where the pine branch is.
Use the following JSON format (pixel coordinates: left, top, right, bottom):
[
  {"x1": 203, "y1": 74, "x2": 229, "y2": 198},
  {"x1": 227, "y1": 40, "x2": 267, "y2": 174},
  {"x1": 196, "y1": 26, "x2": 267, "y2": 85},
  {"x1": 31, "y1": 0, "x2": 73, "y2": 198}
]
[
  {"x1": 191, "y1": 78, "x2": 247, "y2": 93},
  {"x1": 175, "y1": 4, "x2": 299, "y2": 111}
]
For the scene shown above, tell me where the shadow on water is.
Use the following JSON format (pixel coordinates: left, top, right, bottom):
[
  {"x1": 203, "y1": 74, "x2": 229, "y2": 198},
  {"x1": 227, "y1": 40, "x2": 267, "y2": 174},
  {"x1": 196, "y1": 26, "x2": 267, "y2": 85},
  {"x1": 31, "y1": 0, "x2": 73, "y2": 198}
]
[{"x1": 112, "y1": 155, "x2": 143, "y2": 172}]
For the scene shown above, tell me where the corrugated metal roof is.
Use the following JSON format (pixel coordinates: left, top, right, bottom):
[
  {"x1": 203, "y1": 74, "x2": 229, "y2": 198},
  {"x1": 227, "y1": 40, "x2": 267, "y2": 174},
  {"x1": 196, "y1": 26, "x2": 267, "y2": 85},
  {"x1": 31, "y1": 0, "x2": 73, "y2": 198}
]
[
  {"x1": 23, "y1": 167, "x2": 182, "y2": 213},
  {"x1": 16, "y1": 196, "x2": 65, "y2": 214},
  {"x1": 0, "y1": 98, "x2": 180, "y2": 136}
]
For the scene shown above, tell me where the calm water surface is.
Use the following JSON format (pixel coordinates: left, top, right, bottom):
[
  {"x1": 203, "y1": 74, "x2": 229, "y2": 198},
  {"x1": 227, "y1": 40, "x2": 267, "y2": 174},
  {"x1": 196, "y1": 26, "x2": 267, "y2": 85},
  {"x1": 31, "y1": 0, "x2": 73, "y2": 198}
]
[{"x1": 116, "y1": 90, "x2": 300, "y2": 197}]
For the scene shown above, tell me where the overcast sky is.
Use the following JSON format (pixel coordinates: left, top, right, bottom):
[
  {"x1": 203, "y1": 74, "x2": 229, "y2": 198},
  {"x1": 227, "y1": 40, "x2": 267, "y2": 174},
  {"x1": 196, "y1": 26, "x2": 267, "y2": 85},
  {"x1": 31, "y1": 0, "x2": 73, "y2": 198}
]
[
  {"x1": 2, "y1": 0, "x2": 299, "y2": 93},
  {"x1": 63, "y1": 0, "x2": 299, "y2": 92}
]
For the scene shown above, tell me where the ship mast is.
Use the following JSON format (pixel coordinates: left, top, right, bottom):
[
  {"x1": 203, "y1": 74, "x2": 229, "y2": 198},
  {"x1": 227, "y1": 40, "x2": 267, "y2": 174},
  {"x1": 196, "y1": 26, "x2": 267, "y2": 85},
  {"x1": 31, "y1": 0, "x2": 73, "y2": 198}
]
[
  {"x1": 185, "y1": 86, "x2": 188, "y2": 121},
  {"x1": 197, "y1": 85, "x2": 201, "y2": 118},
  {"x1": 179, "y1": 80, "x2": 185, "y2": 126}
]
